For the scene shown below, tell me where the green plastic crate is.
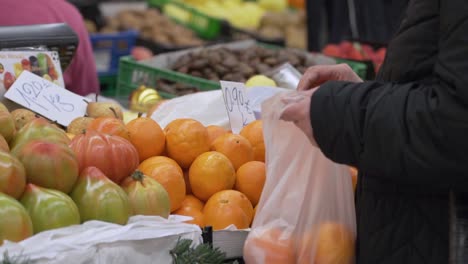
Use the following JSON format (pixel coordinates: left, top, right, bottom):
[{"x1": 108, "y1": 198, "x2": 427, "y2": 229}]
[
  {"x1": 149, "y1": 0, "x2": 225, "y2": 40},
  {"x1": 116, "y1": 56, "x2": 220, "y2": 100},
  {"x1": 99, "y1": 74, "x2": 118, "y2": 97}
]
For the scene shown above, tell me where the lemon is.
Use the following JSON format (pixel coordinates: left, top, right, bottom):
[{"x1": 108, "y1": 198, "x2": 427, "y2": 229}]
[{"x1": 245, "y1": 75, "x2": 277, "y2": 88}]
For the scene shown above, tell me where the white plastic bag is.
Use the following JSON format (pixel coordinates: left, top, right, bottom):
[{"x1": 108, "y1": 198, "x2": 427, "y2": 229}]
[
  {"x1": 150, "y1": 87, "x2": 288, "y2": 129},
  {"x1": 0, "y1": 215, "x2": 202, "y2": 264},
  {"x1": 243, "y1": 93, "x2": 356, "y2": 263}
]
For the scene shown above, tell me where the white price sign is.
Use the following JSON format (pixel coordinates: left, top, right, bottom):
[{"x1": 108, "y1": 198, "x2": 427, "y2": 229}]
[
  {"x1": 220, "y1": 81, "x2": 256, "y2": 134},
  {"x1": 5, "y1": 71, "x2": 89, "y2": 126}
]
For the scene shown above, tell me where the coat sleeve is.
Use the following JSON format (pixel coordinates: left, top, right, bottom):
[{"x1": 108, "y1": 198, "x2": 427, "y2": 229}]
[
  {"x1": 310, "y1": 0, "x2": 468, "y2": 188},
  {"x1": 310, "y1": 78, "x2": 468, "y2": 188}
]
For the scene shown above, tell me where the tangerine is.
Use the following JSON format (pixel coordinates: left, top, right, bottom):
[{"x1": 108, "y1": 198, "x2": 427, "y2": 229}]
[
  {"x1": 126, "y1": 116, "x2": 165, "y2": 162},
  {"x1": 240, "y1": 120, "x2": 265, "y2": 162},
  {"x1": 235, "y1": 161, "x2": 266, "y2": 207},
  {"x1": 164, "y1": 119, "x2": 210, "y2": 169},
  {"x1": 189, "y1": 151, "x2": 236, "y2": 201},
  {"x1": 211, "y1": 133, "x2": 254, "y2": 170}
]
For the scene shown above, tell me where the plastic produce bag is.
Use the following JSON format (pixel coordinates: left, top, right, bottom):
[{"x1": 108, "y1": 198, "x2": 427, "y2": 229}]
[
  {"x1": 243, "y1": 93, "x2": 356, "y2": 263},
  {"x1": 150, "y1": 87, "x2": 288, "y2": 129},
  {"x1": 0, "y1": 215, "x2": 202, "y2": 264}
]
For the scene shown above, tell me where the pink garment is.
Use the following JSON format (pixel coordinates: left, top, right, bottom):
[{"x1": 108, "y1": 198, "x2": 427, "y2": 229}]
[{"x1": 0, "y1": 0, "x2": 99, "y2": 96}]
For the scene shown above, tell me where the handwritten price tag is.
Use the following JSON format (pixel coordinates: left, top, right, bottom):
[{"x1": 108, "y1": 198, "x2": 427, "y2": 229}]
[
  {"x1": 220, "y1": 81, "x2": 256, "y2": 134},
  {"x1": 4, "y1": 71, "x2": 89, "y2": 126}
]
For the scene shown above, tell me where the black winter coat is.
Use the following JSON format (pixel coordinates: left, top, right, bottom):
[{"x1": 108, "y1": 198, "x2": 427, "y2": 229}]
[{"x1": 310, "y1": 0, "x2": 468, "y2": 263}]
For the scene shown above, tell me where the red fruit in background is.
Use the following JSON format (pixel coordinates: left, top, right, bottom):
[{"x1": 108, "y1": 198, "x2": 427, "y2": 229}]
[
  {"x1": 375, "y1": 48, "x2": 387, "y2": 63},
  {"x1": 322, "y1": 44, "x2": 342, "y2": 58},
  {"x1": 20, "y1": 184, "x2": 80, "y2": 234},
  {"x1": 70, "y1": 166, "x2": 130, "y2": 225},
  {"x1": 12, "y1": 139, "x2": 79, "y2": 194},
  {"x1": 3, "y1": 72, "x2": 16, "y2": 90},
  {"x1": 360, "y1": 44, "x2": 375, "y2": 61},
  {"x1": 21, "y1": 59, "x2": 32, "y2": 72},
  {"x1": 348, "y1": 48, "x2": 364, "y2": 61},
  {"x1": 69, "y1": 130, "x2": 139, "y2": 184},
  {"x1": 0, "y1": 192, "x2": 33, "y2": 245},
  {"x1": 131, "y1": 46, "x2": 154, "y2": 61},
  {"x1": 339, "y1": 41, "x2": 354, "y2": 58},
  {"x1": 0, "y1": 151, "x2": 26, "y2": 199}
]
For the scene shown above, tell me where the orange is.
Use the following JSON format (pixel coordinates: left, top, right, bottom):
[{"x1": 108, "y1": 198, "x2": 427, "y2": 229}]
[
  {"x1": 244, "y1": 227, "x2": 296, "y2": 264},
  {"x1": 87, "y1": 117, "x2": 130, "y2": 140},
  {"x1": 240, "y1": 120, "x2": 265, "y2": 162},
  {"x1": 235, "y1": 161, "x2": 266, "y2": 207},
  {"x1": 164, "y1": 118, "x2": 210, "y2": 169},
  {"x1": 299, "y1": 222, "x2": 355, "y2": 264},
  {"x1": 209, "y1": 190, "x2": 254, "y2": 224},
  {"x1": 173, "y1": 206, "x2": 205, "y2": 228},
  {"x1": 0, "y1": 135, "x2": 9, "y2": 152},
  {"x1": 189, "y1": 151, "x2": 236, "y2": 201},
  {"x1": 126, "y1": 116, "x2": 166, "y2": 162},
  {"x1": 138, "y1": 156, "x2": 186, "y2": 212},
  {"x1": 206, "y1": 125, "x2": 229, "y2": 145},
  {"x1": 211, "y1": 133, "x2": 254, "y2": 170},
  {"x1": 180, "y1": 194, "x2": 204, "y2": 211},
  {"x1": 203, "y1": 190, "x2": 251, "y2": 230}
]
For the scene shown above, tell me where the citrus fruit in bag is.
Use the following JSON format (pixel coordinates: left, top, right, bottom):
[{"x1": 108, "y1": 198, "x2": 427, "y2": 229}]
[
  {"x1": 244, "y1": 227, "x2": 296, "y2": 264},
  {"x1": 121, "y1": 170, "x2": 171, "y2": 218}
]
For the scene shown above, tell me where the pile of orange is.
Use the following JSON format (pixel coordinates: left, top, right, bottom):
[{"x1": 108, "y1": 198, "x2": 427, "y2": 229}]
[
  {"x1": 93, "y1": 115, "x2": 358, "y2": 232},
  {"x1": 99, "y1": 117, "x2": 269, "y2": 230}
]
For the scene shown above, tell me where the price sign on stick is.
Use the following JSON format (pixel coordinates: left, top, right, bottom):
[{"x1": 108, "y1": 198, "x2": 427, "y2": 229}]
[
  {"x1": 5, "y1": 71, "x2": 89, "y2": 127},
  {"x1": 220, "y1": 81, "x2": 256, "y2": 134}
]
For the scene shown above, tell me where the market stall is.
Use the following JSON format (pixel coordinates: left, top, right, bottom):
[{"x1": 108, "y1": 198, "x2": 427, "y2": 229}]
[{"x1": 0, "y1": 1, "x2": 364, "y2": 263}]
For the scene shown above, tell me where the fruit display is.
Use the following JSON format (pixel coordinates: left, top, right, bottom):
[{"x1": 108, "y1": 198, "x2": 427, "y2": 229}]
[
  {"x1": 255, "y1": 10, "x2": 307, "y2": 50},
  {"x1": 177, "y1": 0, "x2": 288, "y2": 30},
  {"x1": 0, "y1": 92, "x2": 358, "y2": 262},
  {"x1": 171, "y1": 45, "x2": 316, "y2": 83},
  {"x1": 322, "y1": 40, "x2": 387, "y2": 72},
  {"x1": 86, "y1": 9, "x2": 204, "y2": 49}
]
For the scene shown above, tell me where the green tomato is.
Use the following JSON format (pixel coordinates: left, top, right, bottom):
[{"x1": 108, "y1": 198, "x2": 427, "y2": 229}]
[
  {"x1": 20, "y1": 184, "x2": 80, "y2": 234},
  {"x1": 71, "y1": 166, "x2": 130, "y2": 225},
  {"x1": 0, "y1": 192, "x2": 33, "y2": 245}
]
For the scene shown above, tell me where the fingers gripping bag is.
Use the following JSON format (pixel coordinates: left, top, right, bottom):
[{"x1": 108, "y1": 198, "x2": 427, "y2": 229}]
[{"x1": 243, "y1": 92, "x2": 357, "y2": 264}]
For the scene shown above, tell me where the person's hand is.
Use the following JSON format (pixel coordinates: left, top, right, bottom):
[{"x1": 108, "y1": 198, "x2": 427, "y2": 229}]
[
  {"x1": 297, "y1": 63, "x2": 363, "y2": 91},
  {"x1": 279, "y1": 88, "x2": 318, "y2": 146}
]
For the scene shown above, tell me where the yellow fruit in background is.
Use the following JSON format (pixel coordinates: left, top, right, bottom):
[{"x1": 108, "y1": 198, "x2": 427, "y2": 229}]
[
  {"x1": 245, "y1": 75, "x2": 277, "y2": 88},
  {"x1": 258, "y1": 0, "x2": 288, "y2": 12}
]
